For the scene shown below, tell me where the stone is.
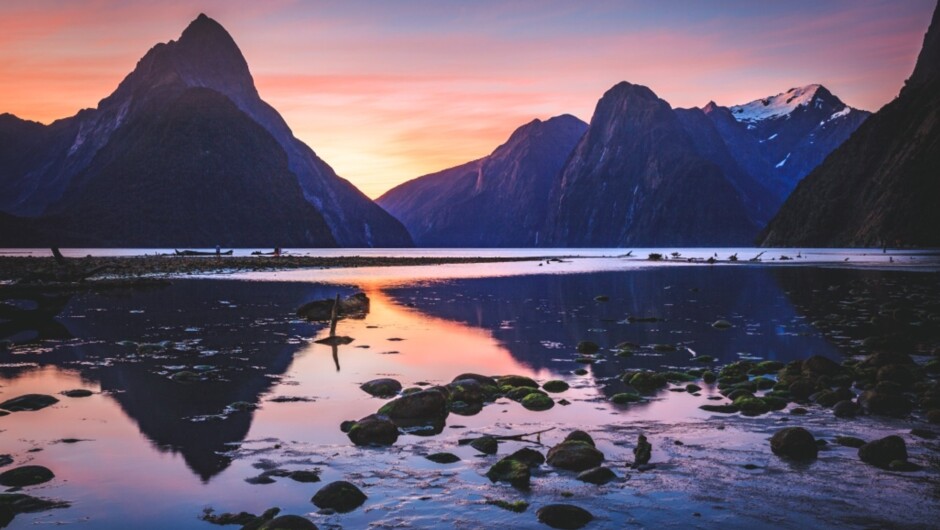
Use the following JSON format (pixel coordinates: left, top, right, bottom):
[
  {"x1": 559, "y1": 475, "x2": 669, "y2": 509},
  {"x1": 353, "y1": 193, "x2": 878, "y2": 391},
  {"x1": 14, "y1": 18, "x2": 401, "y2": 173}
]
[
  {"x1": 564, "y1": 431, "x2": 595, "y2": 446},
  {"x1": 0, "y1": 466, "x2": 55, "y2": 487},
  {"x1": 452, "y1": 373, "x2": 498, "y2": 388},
  {"x1": 770, "y1": 427, "x2": 818, "y2": 460},
  {"x1": 0, "y1": 394, "x2": 58, "y2": 412},
  {"x1": 542, "y1": 380, "x2": 570, "y2": 393},
  {"x1": 699, "y1": 404, "x2": 738, "y2": 413},
  {"x1": 311, "y1": 481, "x2": 366, "y2": 513},
  {"x1": 257, "y1": 515, "x2": 318, "y2": 530},
  {"x1": 521, "y1": 392, "x2": 554, "y2": 411},
  {"x1": 834, "y1": 436, "x2": 866, "y2": 448},
  {"x1": 485, "y1": 457, "x2": 530, "y2": 489},
  {"x1": 377, "y1": 389, "x2": 448, "y2": 422},
  {"x1": 347, "y1": 415, "x2": 399, "y2": 446},
  {"x1": 802, "y1": 355, "x2": 842, "y2": 376},
  {"x1": 859, "y1": 390, "x2": 912, "y2": 417},
  {"x1": 632, "y1": 434, "x2": 652, "y2": 468},
  {"x1": 425, "y1": 453, "x2": 460, "y2": 464},
  {"x1": 507, "y1": 448, "x2": 545, "y2": 468},
  {"x1": 858, "y1": 435, "x2": 908, "y2": 468},
  {"x1": 576, "y1": 341, "x2": 600, "y2": 354},
  {"x1": 686, "y1": 383, "x2": 702, "y2": 393},
  {"x1": 832, "y1": 400, "x2": 859, "y2": 418},
  {"x1": 576, "y1": 466, "x2": 616, "y2": 485},
  {"x1": 610, "y1": 393, "x2": 644, "y2": 404},
  {"x1": 711, "y1": 319, "x2": 733, "y2": 329},
  {"x1": 60, "y1": 389, "x2": 93, "y2": 398},
  {"x1": 861, "y1": 351, "x2": 914, "y2": 368},
  {"x1": 628, "y1": 372, "x2": 667, "y2": 393},
  {"x1": 547, "y1": 442, "x2": 604, "y2": 472},
  {"x1": 360, "y1": 378, "x2": 402, "y2": 398},
  {"x1": 536, "y1": 504, "x2": 594, "y2": 529},
  {"x1": 470, "y1": 436, "x2": 499, "y2": 455},
  {"x1": 288, "y1": 471, "x2": 321, "y2": 483},
  {"x1": 496, "y1": 375, "x2": 540, "y2": 389},
  {"x1": 447, "y1": 378, "x2": 490, "y2": 405}
]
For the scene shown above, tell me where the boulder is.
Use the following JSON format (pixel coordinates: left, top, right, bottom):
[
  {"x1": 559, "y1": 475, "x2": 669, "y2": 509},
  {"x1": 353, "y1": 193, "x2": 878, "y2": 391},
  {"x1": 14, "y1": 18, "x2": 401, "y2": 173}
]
[
  {"x1": 521, "y1": 393, "x2": 554, "y2": 411},
  {"x1": 0, "y1": 394, "x2": 58, "y2": 412},
  {"x1": 0, "y1": 466, "x2": 55, "y2": 487},
  {"x1": 770, "y1": 427, "x2": 818, "y2": 460},
  {"x1": 542, "y1": 380, "x2": 570, "y2": 393},
  {"x1": 485, "y1": 457, "x2": 530, "y2": 489},
  {"x1": 576, "y1": 341, "x2": 600, "y2": 354},
  {"x1": 497, "y1": 375, "x2": 540, "y2": 389},
  {"x1": 425, "y1": 453, "x2": 460, "y2": 464},
  {"x1": 858, "y1": 435, "x2": 908, "y2": 468},
  {"x1": 802, "y1": 355, "x2": 842, "y2": 376},
  {"x1": 547, "y1": 441, "x2": 604, "y2": 472},
  {"x1": 576, "y1": 466, "x2": 617, "y2": 485},
  {"x1": 507, "y1": 448, "x2": 545, "y2": 468},
  {"x1": 452, "y1": 373, "x2": 498, "y2": 388},
  {"x1": 859, "y1": 390, "x2": 912, "y2": 417},
  {"x1": 470, "y1": 436, "x2": 499, "y2": 455},
  {"x1": 311, "y1": 481, "x2": 366, "y2": 513},
  {"x1": 258, "y1": 515, "x2": 318, "y2": 530},
  {"x1": 347, "y1": 415, "x2": 399, "y2": 446},
  {"x1": 861, "y1": 351, "x2": 914, "y2": 368},
  {"x1": 60, "y1": 389, "x2": 93, "y2": 398},
  {"x1": 377, "y1": 389, "x2": 448, "y2": 422},
  {"x1": 360, "y1": 378, "x2": 402, "y2": 398},
  {"x1": 832, "y1": 400, "x2": 859, "y2": 418},
  {"x1": 536, "y1": 504, "x2": 594, "y2": 529}
]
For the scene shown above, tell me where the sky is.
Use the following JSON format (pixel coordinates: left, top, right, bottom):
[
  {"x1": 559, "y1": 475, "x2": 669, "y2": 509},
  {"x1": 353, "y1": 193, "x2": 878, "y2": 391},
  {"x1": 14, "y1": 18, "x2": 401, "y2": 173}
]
[{"x1": 0, "y1": 0, "x2": 935, "y2": 198}]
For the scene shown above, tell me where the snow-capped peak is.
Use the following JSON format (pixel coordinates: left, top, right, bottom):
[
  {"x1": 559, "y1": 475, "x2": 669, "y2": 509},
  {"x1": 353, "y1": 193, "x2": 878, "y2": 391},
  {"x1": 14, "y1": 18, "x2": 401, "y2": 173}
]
[{"x1": 730, "y1": 84, "x2": 836, "y2": 123}]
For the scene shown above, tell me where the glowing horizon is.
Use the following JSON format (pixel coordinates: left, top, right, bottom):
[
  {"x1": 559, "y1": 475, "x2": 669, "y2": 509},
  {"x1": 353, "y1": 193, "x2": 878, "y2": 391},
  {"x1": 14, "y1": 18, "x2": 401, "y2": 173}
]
[{"x1": 0, "y1": 0, "x2": 934, "y2": 198}]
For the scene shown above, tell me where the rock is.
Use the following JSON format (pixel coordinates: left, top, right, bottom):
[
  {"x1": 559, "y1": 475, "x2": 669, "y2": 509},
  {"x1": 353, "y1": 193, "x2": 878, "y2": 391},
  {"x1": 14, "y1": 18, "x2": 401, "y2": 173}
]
[
  {"x1": 296, "y1": 292, "x2": 369, "y2": 320},
  {"x1": 0, "y1": 493, "x2": 69, "y2": 526},
  {"x1": 576, "y1": 341, "x2": 600, "y2": 354},
  {"x1": 888, "y1": 460, "x2": 922, "y2": 472},
  {"x1": 60, "y1": 389, "x2": 93, "y2": 398},
  {"x1": 258, "y1": 515, "x2": 319, "y2": 530},
  {"x1": 377, "y1": 389, "x2": 448, "y2": 422},
  {"x1": 452, "y1": 373, "x2": 499, "y2": 388},
  {"x1": 507, "y1": 448, "x2": 545, "y2": 468},
  {"x1": 733, "y1": 396, "x2": 770, "y2": 416},
  {"x1": 564, "y1": 431, "x2": 595, "y2": 446},
  {"x1": 347, "y1": 415, "x2": 399, "y2": 446},
  {"x1": 547, "y1": 441, "x2": 604, "y2": 471},
  {"x1": 0, "y1": 394, "x2": 59, "y2": 412},
  {"x1": 910, "y1": 428, "x2": 937, "y2": 439},
  {"x1": 802, "y1": 355, "x2": 842, "y2": 376},
  {"x1": 506, "y1": 387, "x2": 542, "y2": 401},
  {"x1": 536, "y1": 504, "x2": 594, "y2": 529},
  {"x1": 594, "y1": 295, "x2": 610, "y2": 302},
  {"x1": 834, "y1": 436, "x2": 866, "y2": 448},
  {"x1": 859, "y1": 390, "x2": 912, "y2": 417},
  {"x1": 576, "y1": 466, "x2": 616, "y2": 485},
  {"x1": 699, "y1": 404, "x2": 738, "y2": 413},
  {"x1": 832, "y1": 400, "x2": 859, "y2": 418},
  {"x1": 497, "y1": 375, "x2": 539, "y2": 389},
  {"x1": 521, "y1": 392, "x2": 555, "y2": 411},
  {"x1": 861, "y1": 351, "x2": 914, "y2": 368},
  {"x1": 360, "y1": 378, "x2": 402, "y2": 398},
  {"x1": 542, "y1": 380, "x2": 570, "y2": 393},
  {"x1": 790, "y1": 407, "x2": 809, "y2": 415},
  {"x1": 770, "y1": 427, "x2": 818, "y2": 460},
  {"x1": 627, "y1": 372, "x2": 667, "y2": 393},
  {"x1": 858, "y1": 435, "x2": 907, "y2": 468},
  {"x1": 170, "y1": 370, "x2": 201, "y2": 383},
  {"x1": 425, "y1": 453, "x2": 460, "y2": 464},
  {"x1": 632, "y1": 434, "x2": 652, "y2": 468},
  {"x1": 702, "y1": 371, "x2": 717, "y2": 384},
  {"x1": 470, "y1": 436, "x2": 499, "y2": 455},
  {"x1": 686, "y1": 383, "x2": 702, "y2": 393},
  {"x1": 788, "y1": 379, "x2": 817, "y2": 400},
  {"x1": 877, "y1": 365, "x2": 915, "y2": 386},
  {"x1": 339, "y1": 420, "x2": 356, "y2": 433},
  {"x1": 0, "y1": 455, "x2": 11, "y2": 468},
  {"x1": 711, "y1": 319, "x2": 732, "y2": 329},
  {"x1": 485, "y1": 499, "x2": 529, "y2": 512},
  {"x1": 485, "y1": 457, "x2": 530, "y2": 489},
  {"x1": 0, "y1": 465, "x2": 55, "y2": 487},
  {"x1": 288, "y1": 471, "x2": 321, "y2": 483},
  {"x1": 610, "y1": 393, "x2": 644, "y2": 404},
  {"x1": 311, "y1": 481, "x2": 366, "y2": 513},
  {"x1": 929, "y1": 409, "x2": 940, "y2": 424}
]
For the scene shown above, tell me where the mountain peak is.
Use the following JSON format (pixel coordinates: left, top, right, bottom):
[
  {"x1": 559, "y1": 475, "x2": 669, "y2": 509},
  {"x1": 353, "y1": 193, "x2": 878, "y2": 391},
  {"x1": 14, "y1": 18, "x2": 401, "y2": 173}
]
[
  {"x1": 729, "y1": 84, "x2": 849, "y2": 123},
  {"x1": 180, "y1": 13, "x2": 231, "y2": 43}
]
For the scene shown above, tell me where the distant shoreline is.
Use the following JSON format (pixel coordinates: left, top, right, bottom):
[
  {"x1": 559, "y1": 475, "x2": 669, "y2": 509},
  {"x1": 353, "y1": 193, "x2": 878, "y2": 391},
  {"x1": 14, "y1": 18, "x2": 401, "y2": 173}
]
[{"x1": 0, "y1": 255, "x2": 559, "y2": 282}]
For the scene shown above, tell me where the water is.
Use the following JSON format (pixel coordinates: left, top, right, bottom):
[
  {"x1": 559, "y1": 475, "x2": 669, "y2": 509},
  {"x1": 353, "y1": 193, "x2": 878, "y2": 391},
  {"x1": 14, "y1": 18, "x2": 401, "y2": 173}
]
[{"x1": 1, "y1": 256, "x2": 939, "y2": 528}]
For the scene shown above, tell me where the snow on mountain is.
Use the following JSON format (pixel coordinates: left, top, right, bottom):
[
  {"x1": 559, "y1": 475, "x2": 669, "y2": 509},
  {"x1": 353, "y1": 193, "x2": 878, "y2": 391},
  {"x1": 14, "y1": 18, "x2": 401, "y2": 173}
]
[{"x1": 730, "y1": 84, "x2": 853, "y2": 123}]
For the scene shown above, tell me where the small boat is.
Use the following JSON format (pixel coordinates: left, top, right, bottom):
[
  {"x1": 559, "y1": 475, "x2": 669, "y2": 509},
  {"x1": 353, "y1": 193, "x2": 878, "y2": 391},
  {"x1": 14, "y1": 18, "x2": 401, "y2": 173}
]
[{"x1": 174, "y1": 249, "x2": 233, "y2": 256}]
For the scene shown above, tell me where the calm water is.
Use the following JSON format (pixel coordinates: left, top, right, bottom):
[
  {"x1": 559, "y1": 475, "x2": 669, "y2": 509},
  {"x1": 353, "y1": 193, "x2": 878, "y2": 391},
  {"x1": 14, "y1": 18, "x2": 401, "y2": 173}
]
[{"x1": 1, "y1": 257, "x2": 939, "y2": 528}]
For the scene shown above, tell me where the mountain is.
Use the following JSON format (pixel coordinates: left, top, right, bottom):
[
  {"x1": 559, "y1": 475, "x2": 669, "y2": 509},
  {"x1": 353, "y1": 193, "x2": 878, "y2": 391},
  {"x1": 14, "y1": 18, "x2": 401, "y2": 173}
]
[
  {"x1": 760, "y1": 2, "x2": 940, "y2": 247},
  {"x1": 0, "y1": 14, "x2": 412, "y2": 247},
  {"x1": 376, "y1": 115, "x2": 587, "y2": 247},
  {"x1": 545, "y1": 82, "x2": 760, "y2": 247}
]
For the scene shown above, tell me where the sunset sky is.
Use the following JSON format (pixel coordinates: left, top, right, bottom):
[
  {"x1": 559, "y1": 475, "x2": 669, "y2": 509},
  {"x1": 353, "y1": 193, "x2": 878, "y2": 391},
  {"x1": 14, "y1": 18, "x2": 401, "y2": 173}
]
[{"x1": 0, "y1": 0, "x2": 934, "y2": 198}]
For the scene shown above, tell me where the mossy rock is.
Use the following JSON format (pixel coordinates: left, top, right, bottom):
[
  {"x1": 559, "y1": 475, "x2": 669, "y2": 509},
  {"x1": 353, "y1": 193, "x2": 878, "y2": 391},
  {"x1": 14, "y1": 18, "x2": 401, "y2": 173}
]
[
  {"x1": 749, "y1": 361, "x2": 785, "y2": 375},
  {"x1": 686, "y1": 384, "x2": 702, "y2": 393},
  {"x1": 610, "y1": 393, "x2": 643, "y2": 404},
  {"x1": 761, "y1": 396, "x2": 789, "y2": 411},
  {"x1": 496, "y1": 375, "x2": 539, "y2": 389},
  {"x1": 470, "y1": 436, "x2": 499, "y2": 455},
  {"x1": 693, "y1": 355, "x2": 715, "y2": 363},
  {"x1": 542, "y1": 380, "x2": 570, "y2": 393},
  {"x1": 702, "y1": 371, "x2": 717, "y2": 384},
  {"x1": 485, "y1": 499, "x2": 529, "y2": 512},
  {"x1": 170, "y1": 371, "x2": 200, "y2": 383},
  {"x1": 546, "y1": 441, "x2": 604, "y2": 471},
  {"x1": 485, "y1": 458, "x2": 530, "y2": 489},
  {"x1": 61, "y1": 389, "x2": 93, "y2": 398},
  {"x1": 360, "y1": 378, "x2": 402, "y2": 398},
  {"x1": 628, "y1": 372, "x2": 667, "y2": 393},
  {"x1": 506, "y1": 387, "x2": 542, "y2": 402},
  {"x1": 770, "y1": 427, "x2": 818, "y2": 460},
  {"x1": 734, "y1": 396, "x2": 770, "y2": 416},
  {"x1": 576, "y1": 341, "x2": 600, "y2": 354},
  {"x1": 507, "y1": 448, "x2": 545, "y2": 467},
  {"x1": 662, "y1": 371, "x2": 696, "y2": 383},
  {"x1": 752, "y1": 377, "x2": 776, "y2": 390},
  {"x1": 521, "y1": 393, "x2": 554, "y2": 411},
  {"x1": 652, "y1": 343, "x2": 676, "y2": 352}
]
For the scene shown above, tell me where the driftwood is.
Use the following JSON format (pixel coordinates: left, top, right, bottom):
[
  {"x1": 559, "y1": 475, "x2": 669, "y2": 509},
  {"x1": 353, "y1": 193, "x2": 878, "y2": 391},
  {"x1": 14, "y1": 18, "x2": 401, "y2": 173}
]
[
  {"x1": 458, "y1": 427, "x2": 556, "y2": 445},
  {"x1": 297, "y1": 293, "x2": 370, "y2": 321},
  {"x1": 749, "y1": 251, "x2": 766, "y2": 262}
]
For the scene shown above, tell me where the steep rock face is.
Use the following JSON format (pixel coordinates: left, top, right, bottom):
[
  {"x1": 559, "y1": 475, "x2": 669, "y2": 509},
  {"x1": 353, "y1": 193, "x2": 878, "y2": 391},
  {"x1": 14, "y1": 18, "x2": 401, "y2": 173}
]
[
  {"x1": 761, "y1": 2, "x2": 940, "y2": 247},
  {"x1": 0, "y1": 14, "x2": 411, "y2": 247},
  {"x1": 545, "y1": 82, "x2": 759, "y2": 247},
  {"x1": 377, "y1": 115, "x2": 587, "y2": 246}
]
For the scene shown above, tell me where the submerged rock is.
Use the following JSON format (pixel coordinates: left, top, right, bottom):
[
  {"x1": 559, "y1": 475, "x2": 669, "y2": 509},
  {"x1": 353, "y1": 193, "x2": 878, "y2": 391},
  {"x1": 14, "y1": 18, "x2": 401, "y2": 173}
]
[
  {"x1": 347, "y1": 415, "x2": 399, "y2": 446},
  {"x1": 858, "y1": 435, "x2": 908, "y2": 468},
  {"x1": 360, "y1": 378, "x2": 402, "y2": 398},
  {"x1": 425, "y1": 452, "x2": 461, "y2": 464},
  {"x1": 311, "y1": 481, "x2": 366, "y2": 513},
  {"x1": 536, "y1": 504, "x2": 594, "y2": 529},
  {"x1": 576, "y1": 466, "x2": 617, "y2": 485},
  {"x1": 60, "y1": 389, "x2": 93, "y2": 398},
  {"x1": 0, "y1": 465, "x2": 55, "y2": 487},
  {"x1": 0, "y1": 394, "x2": 58, "y2": 412},
  {"x1": 770, "y1": 427, "x2": 818, "y2": 460}
]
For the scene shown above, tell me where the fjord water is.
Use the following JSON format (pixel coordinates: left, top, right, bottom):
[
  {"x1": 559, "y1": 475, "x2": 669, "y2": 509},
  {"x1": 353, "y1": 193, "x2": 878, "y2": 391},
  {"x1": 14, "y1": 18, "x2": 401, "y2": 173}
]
[{"x1": 2, "y1": 254, "x2": 939, "y2": 528}]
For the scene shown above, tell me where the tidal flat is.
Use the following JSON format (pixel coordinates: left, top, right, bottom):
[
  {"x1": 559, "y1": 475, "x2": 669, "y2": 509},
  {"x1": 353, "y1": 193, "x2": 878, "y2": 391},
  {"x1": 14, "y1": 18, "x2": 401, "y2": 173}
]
[{"x1": 1, "y1": 251, "x2": 939, "y2": 529}]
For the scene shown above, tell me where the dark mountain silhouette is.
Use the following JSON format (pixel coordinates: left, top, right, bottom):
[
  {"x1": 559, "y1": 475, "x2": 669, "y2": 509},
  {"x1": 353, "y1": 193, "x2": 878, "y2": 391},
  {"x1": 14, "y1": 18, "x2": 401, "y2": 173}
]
[
  {"x1": 761, "y1": 2, "x2": 940, "y2": 247},
  {"x1": 545, "y1": 82, "x2": 759, "y2": 246},
  {"x1": 0, "y1": 14, "x2": 412, "y2": 247},
  {"x1": 377, "y1": 115, "x2": 587, "y2": 246}
]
